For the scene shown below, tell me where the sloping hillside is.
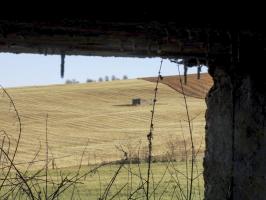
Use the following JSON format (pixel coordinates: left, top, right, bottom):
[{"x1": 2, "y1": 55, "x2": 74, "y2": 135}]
[
  {"x1": 142, "y1": 73, "x2": 213, "y2": 99},
  {"x1": 0, "y1": 79, "x2": 206, "y2": 169}
]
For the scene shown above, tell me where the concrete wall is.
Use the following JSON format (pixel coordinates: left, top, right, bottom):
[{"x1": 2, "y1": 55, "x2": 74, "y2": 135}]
[
  {"x1": 204, "y1": 66, "x2": 233, "y2": 199},
  {"x1": 204, "y1": 56, "x2": 266, "y2": 199}
]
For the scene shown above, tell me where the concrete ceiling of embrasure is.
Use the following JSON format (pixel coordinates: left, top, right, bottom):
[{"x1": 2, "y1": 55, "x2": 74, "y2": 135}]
[{"x1": 0, "y1": 19, "x2": 265, "y2": 66}]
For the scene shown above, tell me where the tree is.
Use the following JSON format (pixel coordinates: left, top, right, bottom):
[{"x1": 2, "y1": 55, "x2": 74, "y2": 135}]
[
  {"x1": 65, "y1": 79, "x2": 79, "y2": 84},
  {"x1": 123, "y1": 75, "x2": 128, "y2": 80},
  {"x1": 86, "y1": 78, "x2": 94, "y2": 83},
  {"x1": 105, "y1": 76, "x2": 109, "y2": 82},
  {"x1": 98, "y1": 77, "x2": 103, "y2": 82},
  {"x1": 111, "y1": 75, "x2": 116, "y2": 81},
  {"x1": 65, "y1": 80, "x2": 72, "y2": 84}
]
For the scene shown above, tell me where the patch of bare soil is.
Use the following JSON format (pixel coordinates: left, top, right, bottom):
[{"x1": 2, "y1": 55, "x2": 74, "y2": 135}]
[{"x1": 142, "y1": 73, "x2": 213, "y2": 99}]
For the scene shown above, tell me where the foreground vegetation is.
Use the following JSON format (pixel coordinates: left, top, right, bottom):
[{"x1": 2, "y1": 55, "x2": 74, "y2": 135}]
[{"x1": 1, "y1": 161, "x2": 203, "y2": 199}]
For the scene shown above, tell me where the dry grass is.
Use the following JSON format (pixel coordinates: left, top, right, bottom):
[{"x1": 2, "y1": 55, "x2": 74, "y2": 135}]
[{"x1": 0, "y1": 79, "x2": 206, "y2": 169}]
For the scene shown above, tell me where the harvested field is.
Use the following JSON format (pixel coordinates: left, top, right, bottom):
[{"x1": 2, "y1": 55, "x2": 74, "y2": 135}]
[{"x1": 0, "y1": 79, "x2": 207, "y2": 169}]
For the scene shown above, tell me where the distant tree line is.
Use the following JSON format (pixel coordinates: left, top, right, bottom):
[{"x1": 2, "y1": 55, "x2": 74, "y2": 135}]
[
  {"x1": 99, "y1": 75, "x2": 128, "y2": 82},
  {"x1": 66, "y1": 75, "x2": 128, "y2": 84}
]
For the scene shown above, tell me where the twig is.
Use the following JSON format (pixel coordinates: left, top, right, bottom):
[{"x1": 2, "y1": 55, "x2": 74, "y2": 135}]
[
  {"x1": 70, "y1": 139, "x2": 89, "y2": 200},
  {"x1": 0, "y1": 148, "x2": 35, "y2": 199},
  {"x1": 146, "y1": 59, "x2": 163, "y2": 200},
  {"x1": 108, "y1": 183, "x2": 128, "y2": 200},
  {"x1": 101, "y1": 162, "x2": 125, "y2": 200},
  {"x1": 177, "y1": 63, "x2": 195, "y2": 200},
  {"x1": 0, "y1": 86, "x2": 22, "y2": 191},
  {"x1": 45, "y1": 114, "x2": 49, "y2": 200}
]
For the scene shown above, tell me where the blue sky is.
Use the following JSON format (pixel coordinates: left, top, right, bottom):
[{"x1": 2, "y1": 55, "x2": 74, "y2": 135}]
[{"x1": 0, "y1": 53, "x2": 208, "y2": 88}]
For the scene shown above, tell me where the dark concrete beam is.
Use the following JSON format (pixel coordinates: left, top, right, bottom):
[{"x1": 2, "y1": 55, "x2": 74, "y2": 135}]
[{"x1": 1, "y1": 20, "x2": 264, "y2": 65}]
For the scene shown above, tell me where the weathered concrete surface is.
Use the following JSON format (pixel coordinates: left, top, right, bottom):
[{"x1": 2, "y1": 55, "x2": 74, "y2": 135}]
[
  {"x1": 204, "y1": 66, "x2": 233, "y2": 199},
  {"x1": 204, "y1": 54, "x2": 266, "y2": 199},
  {"x1": 0, "y1": 20, "x2": 265, "y2": 65}
]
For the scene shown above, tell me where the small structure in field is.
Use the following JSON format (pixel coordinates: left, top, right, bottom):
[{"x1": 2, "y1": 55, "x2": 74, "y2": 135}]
[{"x1": 132, "y1": 98, "x2": 141, "y2": 106}]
